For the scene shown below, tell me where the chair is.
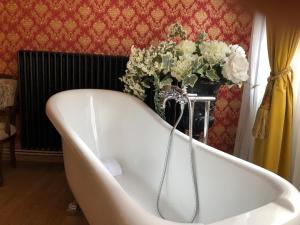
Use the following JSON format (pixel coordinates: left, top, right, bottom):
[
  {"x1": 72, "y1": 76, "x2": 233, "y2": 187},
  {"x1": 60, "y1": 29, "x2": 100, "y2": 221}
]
[{"x1": 0, "y1": 74, "x2": 17, "y2": 186}]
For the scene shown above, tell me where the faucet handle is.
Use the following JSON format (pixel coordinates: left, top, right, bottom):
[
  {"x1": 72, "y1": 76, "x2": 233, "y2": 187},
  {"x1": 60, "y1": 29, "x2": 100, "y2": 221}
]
[
  {"x1": 160, "y1": 85, "x2": 185, "y2": 109},
  {"x1": 161, "y1": 85, "x2": 183, "y2": 94}
]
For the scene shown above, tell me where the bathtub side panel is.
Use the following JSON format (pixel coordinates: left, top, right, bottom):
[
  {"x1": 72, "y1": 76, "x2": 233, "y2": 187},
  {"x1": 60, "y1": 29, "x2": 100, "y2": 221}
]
[
  {"x1": 62, "y1": 140, "x2": 122, "y2": 225},
  {"x1": 62, "y1": 139, "x2": 179, "y2": 225}
]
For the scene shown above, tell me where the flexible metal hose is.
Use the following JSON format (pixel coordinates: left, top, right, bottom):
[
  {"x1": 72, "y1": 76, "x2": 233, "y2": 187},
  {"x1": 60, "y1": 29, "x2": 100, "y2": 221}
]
[
  {"x1": 186, "y1": 98, "x2": 200, "y2": 223},
  {"x1": 156, "y1": 100, "x2": 199, "y2": 223}
]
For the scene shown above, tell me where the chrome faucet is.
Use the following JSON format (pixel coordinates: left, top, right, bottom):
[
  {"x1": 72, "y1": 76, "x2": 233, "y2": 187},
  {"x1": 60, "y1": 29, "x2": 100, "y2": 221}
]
[
  {"x1": 160, "y1": 85, "x2": 216, "y2": 144},
  {"x1": 160, "y1": 85, "x2": 187, "y2": 109}
]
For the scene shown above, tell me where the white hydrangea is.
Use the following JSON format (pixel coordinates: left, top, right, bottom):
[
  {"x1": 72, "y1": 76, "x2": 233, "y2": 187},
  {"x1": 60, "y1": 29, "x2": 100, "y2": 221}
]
[
  {"x1": 177, "y1": 40, "x2": 196, "y2": 55},
  {"x1": 171, "y1": 55, "x2": 197, "y2": 81},
  {"x1": 222, "y1": 52, "x2": 249, "y2": 85},
  {"x1": 199, "y1": 40, "x2": 231, "y2": 64}
]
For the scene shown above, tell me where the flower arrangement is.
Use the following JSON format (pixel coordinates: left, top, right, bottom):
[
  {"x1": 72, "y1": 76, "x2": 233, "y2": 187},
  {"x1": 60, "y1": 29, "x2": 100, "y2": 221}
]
[{"x1": 120, "y1": 23, "x2": 249, "y2": 116}]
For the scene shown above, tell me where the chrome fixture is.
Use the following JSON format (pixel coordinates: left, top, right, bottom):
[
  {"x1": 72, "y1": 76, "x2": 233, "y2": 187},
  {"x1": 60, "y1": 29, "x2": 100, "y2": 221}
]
[
  {"x1": 160, "y1": 85, "x2": 215, "y2": 144},
  {"x1": 160, "y1": 85, "x2": 186, "y2": 109},
  {"x1": 157, "y1": 85, "x2": 215, "y2": 223}
]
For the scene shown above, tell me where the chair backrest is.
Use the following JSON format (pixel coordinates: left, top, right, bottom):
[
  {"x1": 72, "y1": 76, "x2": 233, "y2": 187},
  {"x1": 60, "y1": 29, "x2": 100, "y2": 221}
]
[
  {"x1": 0, "y1": 74, "x2": 18, "y2": 137},
  {"x1": 0, "y1": 74, "x2": 17, "y2": 111}
]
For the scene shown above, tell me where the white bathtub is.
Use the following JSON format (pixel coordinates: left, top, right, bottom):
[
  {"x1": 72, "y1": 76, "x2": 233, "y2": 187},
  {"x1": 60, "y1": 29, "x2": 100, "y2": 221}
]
[{"x1": 46, "y1": 89, "x2": 300, "y2": 225}]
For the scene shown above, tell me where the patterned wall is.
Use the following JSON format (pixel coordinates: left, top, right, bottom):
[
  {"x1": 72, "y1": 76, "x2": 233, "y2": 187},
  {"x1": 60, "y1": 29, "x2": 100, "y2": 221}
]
[
  {"x1": 208, "y1": 85, "x2": 243, "y2": 154},
  {"x1": 0, "y1": 0, "x2": 252, "y2": 153},
  {"x1": 0, "y1": 0, "x2": 252, "y2": 75}
]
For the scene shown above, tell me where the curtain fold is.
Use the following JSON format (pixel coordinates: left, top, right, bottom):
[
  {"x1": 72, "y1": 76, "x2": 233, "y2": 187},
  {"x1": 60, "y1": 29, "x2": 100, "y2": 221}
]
[
  {"x1": 234, "y1": 13, "x2": 269, "y2": 160},
  {"x1": 252, "y1": 19, "x2": 300, "y2": 180},
  {"x1": 291, "y1": 46, "x2": 300, "y2": 190}
]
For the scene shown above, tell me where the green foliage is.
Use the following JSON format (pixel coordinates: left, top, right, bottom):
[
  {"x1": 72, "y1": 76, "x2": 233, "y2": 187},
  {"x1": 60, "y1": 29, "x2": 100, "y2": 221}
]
[
  {"x1": 159, "y1": 77, "x2": 173, "y2": 89},
  {"x1": 120, "y1": 23, "x2": 249, "y2": 117},
  {"x1": 182, "y1": 74, "x2": 198, "y2": 88}
]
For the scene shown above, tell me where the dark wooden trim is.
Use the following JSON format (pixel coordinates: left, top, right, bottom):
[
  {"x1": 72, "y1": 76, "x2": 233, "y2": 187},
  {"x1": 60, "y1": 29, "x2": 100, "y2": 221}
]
[
  {"x1": 0, "y1": 73, "x2": 18, "y2": 79},
  {"x1": 2, "y1": 148, "x2": 63, "y2": 163}
]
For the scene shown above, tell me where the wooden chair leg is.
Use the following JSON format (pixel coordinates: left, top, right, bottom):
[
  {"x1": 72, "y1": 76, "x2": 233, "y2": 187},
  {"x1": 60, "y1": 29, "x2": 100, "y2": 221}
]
[
  {"x1": 9, "y1": 136, "x2": 16, "y2": 168},
  {"x1": 0, "y1": 142, "x2": 3, "y2": 186}
]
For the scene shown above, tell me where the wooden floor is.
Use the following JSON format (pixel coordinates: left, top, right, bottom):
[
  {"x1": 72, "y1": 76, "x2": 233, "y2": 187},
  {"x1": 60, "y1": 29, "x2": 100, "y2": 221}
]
[{"x1": 0, "y1": 162, "x2": 89, "y2": 225}]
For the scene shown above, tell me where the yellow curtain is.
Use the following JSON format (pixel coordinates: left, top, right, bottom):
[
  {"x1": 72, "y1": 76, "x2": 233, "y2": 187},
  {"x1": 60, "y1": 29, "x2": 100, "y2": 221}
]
[{"x1": 252, "y1": 19, "x2": 300, "y2": 180}]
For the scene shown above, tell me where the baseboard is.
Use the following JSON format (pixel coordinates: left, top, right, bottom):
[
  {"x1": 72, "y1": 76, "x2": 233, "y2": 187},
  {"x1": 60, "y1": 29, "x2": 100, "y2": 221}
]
[{"x1": 2, "y1": 149, "x2": 63, "y2": 163}]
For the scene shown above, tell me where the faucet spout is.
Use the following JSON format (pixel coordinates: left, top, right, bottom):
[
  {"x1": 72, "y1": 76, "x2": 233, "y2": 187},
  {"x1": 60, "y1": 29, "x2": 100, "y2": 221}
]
[
  {"x1": 159, "y1": 85, "x2": 186, "y2": 109},
  {"x1": 161, "y1": 96, "x2": 173, "y2": 109}
]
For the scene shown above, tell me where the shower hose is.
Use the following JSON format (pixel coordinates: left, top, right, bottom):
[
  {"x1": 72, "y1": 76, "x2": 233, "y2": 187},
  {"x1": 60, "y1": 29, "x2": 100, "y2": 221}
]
[{"x1": 156, "y1": 99, "x2": 199, "y2": 223}]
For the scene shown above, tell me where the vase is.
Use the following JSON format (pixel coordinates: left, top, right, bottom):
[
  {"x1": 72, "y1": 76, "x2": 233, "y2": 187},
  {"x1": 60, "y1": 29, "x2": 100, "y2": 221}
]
[
  {"x1": 178, "y1": 79, "x2": 221, "y2": 139},
  {"x1": 144, "y1": 79, "x2": 220, "y2": 139}
]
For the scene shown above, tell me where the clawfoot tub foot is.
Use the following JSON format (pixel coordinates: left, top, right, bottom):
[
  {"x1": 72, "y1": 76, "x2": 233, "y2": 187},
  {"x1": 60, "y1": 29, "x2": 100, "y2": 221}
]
[{"x1": 67, "y1": 200, "x2": 80, "y2": 215}]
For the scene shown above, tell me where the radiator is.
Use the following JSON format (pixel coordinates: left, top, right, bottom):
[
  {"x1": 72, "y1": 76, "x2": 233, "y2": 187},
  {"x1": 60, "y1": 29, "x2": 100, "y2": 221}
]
[
  {"x1": 18, "y1": 50, "x2": 129, "y2": 151},
  {"x1": 18, "y1": 50, "x2": 176, "y2": 151}
]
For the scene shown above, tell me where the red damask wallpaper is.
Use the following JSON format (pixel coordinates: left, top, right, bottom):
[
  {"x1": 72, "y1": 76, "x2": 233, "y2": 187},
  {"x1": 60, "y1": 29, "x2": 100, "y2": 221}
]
[
  {"x1": 0, "y1": 0, "x2": 252, "y2": 153},
  {"x1": 207, "y1": 85, "x2": 243, "y2": 154}
]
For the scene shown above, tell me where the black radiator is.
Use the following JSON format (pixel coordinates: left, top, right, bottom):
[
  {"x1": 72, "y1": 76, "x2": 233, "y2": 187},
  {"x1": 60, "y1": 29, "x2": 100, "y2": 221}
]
[
  {"x1": 18, "y1": 50, "x2": 129, "y2": 151},
  {"x1": 18, "y1": 50, "x2": 176, "y2": 151}
]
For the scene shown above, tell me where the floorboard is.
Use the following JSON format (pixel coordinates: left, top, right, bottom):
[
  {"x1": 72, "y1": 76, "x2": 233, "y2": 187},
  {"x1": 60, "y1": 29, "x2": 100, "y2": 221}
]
[{"x1": 0, "y1": 162, "x2": 89, "y2": 225}]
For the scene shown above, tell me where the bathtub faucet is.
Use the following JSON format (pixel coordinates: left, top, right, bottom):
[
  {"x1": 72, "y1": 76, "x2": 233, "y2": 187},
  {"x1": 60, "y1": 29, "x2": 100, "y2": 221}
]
[
  {"x1": 159, "y1": 85, "x2": 216, "y2": 144},
  {"x1": 160, "y1": 85, "x2": 188, "y2": 109}
]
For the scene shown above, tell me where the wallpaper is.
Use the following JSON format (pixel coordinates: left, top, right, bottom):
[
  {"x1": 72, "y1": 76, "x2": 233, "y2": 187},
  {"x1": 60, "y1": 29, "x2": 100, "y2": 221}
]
[
  {"x1": 207, "y1": 85, "x2": 243, "y2": 154},
  {"x1": 0, "y1": 0, "x2": 252, "y2": 75},
  {"x1": 0, "y1": 0, "x2": 252, "y2": 153}
]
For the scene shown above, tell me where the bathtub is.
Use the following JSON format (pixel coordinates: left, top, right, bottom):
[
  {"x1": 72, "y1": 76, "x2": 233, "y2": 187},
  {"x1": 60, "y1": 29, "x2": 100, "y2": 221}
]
[{"x1": 46, "y1": 89, "x2": 300, "y2": 225}]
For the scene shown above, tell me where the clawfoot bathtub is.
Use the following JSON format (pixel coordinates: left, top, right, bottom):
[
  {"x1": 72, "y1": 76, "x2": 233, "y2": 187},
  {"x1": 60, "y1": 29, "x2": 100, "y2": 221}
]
[{"x1": 46, "y1": 89, "x2": 300, "y2": 225}]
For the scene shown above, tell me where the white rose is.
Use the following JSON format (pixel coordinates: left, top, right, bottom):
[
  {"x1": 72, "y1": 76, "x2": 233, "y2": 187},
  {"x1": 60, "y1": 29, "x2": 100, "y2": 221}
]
[
  {"x1": 229, "y1": 44, "x2": 246, "y2": 57},
  {"x1": 222, "y1": 53, "x2": 249, "y2": 84},
  {"x1": 177, "y1": 40, "x2": 196, "y2": 55}
]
